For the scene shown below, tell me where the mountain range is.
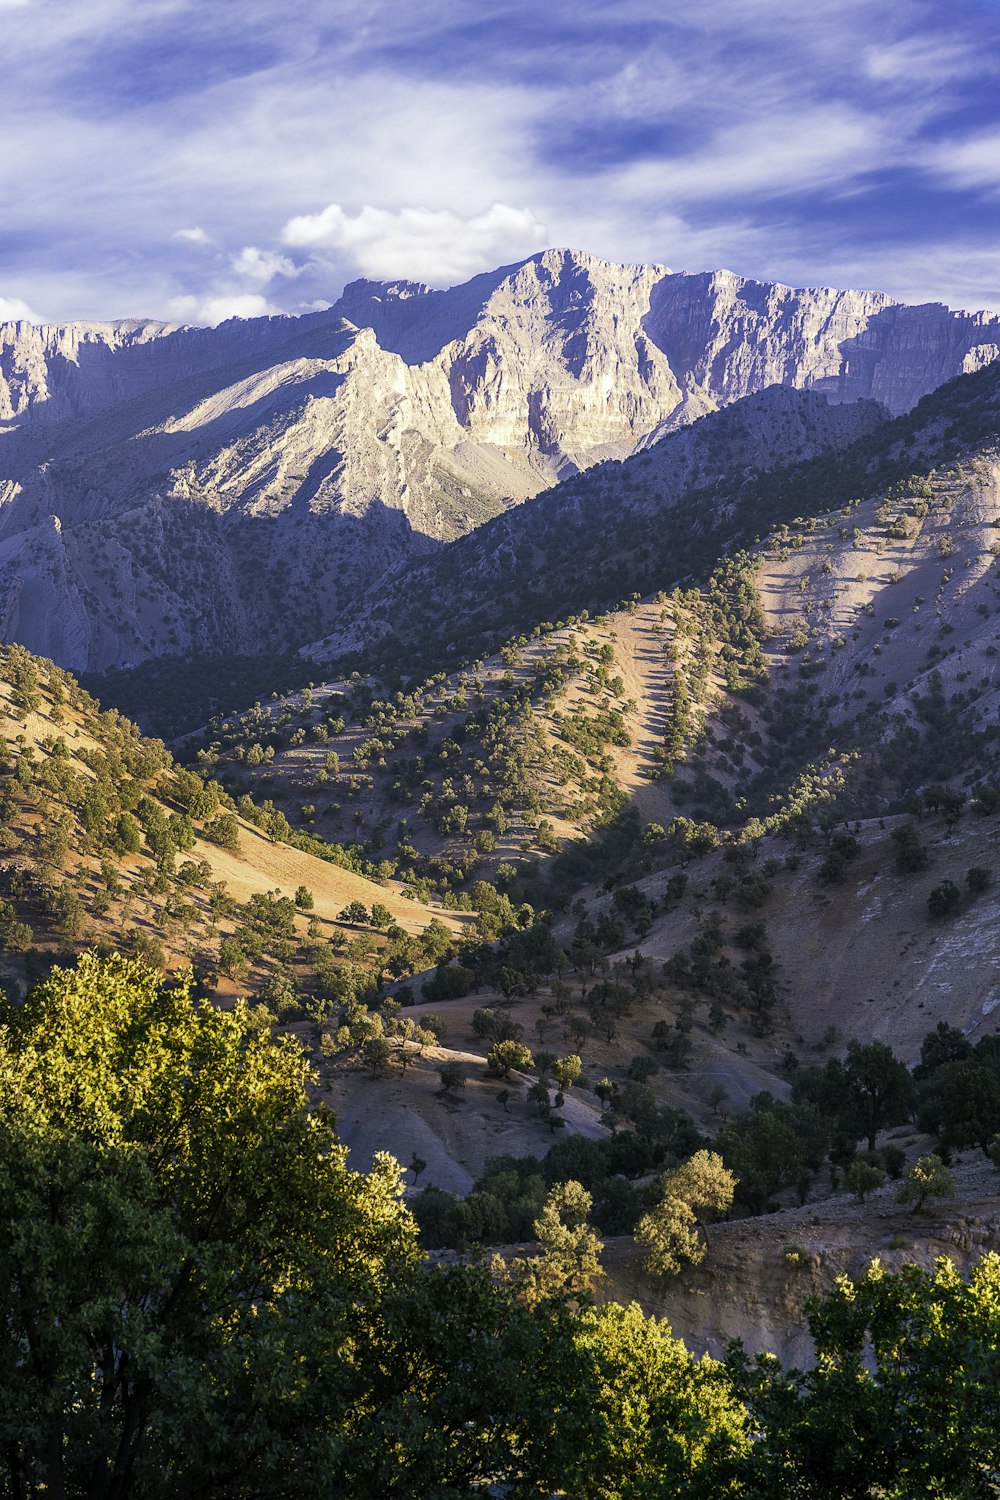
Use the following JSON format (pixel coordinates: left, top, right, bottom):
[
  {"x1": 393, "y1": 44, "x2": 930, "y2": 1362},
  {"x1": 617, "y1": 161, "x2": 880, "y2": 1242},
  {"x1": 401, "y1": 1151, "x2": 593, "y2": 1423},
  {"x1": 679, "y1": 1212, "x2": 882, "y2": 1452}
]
[{"x1": 3, "y1": 248, "x2": 1000, "y2": 677}]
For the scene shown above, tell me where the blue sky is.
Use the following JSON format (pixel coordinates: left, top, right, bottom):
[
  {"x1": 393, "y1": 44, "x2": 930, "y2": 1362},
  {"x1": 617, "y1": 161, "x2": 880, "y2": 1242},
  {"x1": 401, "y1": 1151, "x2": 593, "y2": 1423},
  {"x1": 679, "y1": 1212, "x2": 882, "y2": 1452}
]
[{"x1": 4, "y1": 0, "x2": 1000, "y2": 323}]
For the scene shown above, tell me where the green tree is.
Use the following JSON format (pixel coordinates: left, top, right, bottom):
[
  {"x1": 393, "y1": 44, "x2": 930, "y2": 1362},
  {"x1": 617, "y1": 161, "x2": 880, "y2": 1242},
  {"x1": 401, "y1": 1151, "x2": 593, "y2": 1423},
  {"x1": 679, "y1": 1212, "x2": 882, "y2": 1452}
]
[
  {"x1": 734, "y1": 1256, "x2": 1000, "y2": 1498},
  {"x1": 636, "y1": 1151, "x2": 736, "y2": 1277},
  {"x1": 936, "y1": 1061, "x2": 1000, "y2": 1154},
  {"x1": 204, "y1": 811, "x2": 240, "y2": 850},
  {"x1": 504, "y1": 1181, "x2": 604, "y2": 1308},
  {"x1": 927, "y1": 878, "x2": 962, "y2": 918},
  {"x1": 568, "y1": 1302, "x2": 749, "y2": 1497},
  {"x1": 898, "y1": 1154, "x2": 955, "y2": 1212},
  {"x1": 339, "y1": 900, "x2": 370, "y2": 926},
  {"x1": 364, "y1": 1036, "x2": 394, "y2": 1077},
  {"x1": 844, "y1": 1157, "x2": 886, "y2": 1202},
  {"x1": 438, "y1": 1060, "x2": 466, "y2": 1094},
  {"x1": 0, "y1": 953, "x2": 419, "y2": 1497},
  {"x1": 551, "y1": 1054, "x2": 583, "y2": 1091},
  {"x1": 486, "y1": 1040, "x2": 534, "y2": 1078},
  {"x1": 842, "y1": 1039, "x2": 914, "y2": 1153},
  {"x1": 720, "y1": 1100, "x2": 814, "y2": 1214},
  {"x1": 218, "y1": 934, "x2": 248, "y2": 980}
]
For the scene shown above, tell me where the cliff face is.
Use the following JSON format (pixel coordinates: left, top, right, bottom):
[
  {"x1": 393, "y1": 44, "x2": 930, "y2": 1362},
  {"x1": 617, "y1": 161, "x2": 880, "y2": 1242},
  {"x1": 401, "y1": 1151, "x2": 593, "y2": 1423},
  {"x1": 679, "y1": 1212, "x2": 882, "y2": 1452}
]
[{"x1": 0, "y1": 248, "x2": 997, "y2": 673}]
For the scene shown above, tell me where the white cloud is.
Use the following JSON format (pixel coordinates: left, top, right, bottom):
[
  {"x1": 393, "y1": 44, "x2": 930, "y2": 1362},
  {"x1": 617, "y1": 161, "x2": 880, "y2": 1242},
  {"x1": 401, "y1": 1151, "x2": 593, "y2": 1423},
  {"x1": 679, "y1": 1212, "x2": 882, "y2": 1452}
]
[
  {"x1": 617, "y1": 107, "x2": 887, "y2": 206},
  {"x1": 863, "y1": 37, "x2": 986, "y2": 87},
  {"x1": 0, "y1": 294, "x2": 41, "y2": 323},
  {"x1": 166, "y1": 291, "x2": 281, "y2": 326},
  {"x1": 922, "y1": 131, "x2": 1000, "y2": 194},
  {"x1": 173, "y1": 226, "x2": 213, "y2": 246},
  {"x1": 281, "y1": 201, "x2": 547, "y2": 285},
  {"x1": 1, "y1": 0, "x2": 1000, "y2": 320},
  {"x1": 229, "y1": 245, "x2": 298, "y2": 284}
]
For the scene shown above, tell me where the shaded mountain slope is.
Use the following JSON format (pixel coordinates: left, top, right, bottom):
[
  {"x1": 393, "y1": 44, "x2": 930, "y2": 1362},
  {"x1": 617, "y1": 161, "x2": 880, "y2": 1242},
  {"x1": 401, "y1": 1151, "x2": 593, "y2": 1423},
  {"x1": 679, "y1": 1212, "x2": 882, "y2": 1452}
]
[
  {"x1": 3, "y1": 249, "x2": 1000, "y2": 673},
  {"x1": 302, "y1": 357, "x2": 1000, "y2": 683}
]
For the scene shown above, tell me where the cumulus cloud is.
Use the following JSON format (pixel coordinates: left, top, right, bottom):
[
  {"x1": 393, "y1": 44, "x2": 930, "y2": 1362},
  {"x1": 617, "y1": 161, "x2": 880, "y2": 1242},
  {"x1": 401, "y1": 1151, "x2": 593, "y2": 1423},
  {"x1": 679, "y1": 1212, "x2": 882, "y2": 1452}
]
[
  {"x1": 0, "y1": 294, "x2": 41, "y2": 323},
  {"x1": 166, "y1": 291, "x2": 280, "y2": 326},
  {"x1": 281, "y1": 202, "x2": 547, "y2": 285},
  {"x1": 229, "y1": 245, "x2": 299, "y2": 284}
]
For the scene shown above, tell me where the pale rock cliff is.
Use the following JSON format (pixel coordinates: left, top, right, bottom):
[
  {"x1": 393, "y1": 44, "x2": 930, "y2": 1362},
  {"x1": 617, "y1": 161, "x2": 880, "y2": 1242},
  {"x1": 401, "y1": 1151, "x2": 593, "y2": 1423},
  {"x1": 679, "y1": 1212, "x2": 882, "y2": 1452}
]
[{"x1": 0, "y1": 248, "x2": 997, "y2": 672}]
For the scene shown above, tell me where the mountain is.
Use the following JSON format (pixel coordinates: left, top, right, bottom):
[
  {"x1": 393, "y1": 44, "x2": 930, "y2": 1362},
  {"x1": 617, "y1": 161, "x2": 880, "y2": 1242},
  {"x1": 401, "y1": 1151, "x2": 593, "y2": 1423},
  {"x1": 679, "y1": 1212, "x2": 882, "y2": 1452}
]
[
  {"x1": 197, "y1": 355, "x2": 1000, "y2": 906},
  {"x1": 5, "y1": 257, "x2": 1000, "y2": 1379},
  {"x1": 299, "y1": 356, "x2": 1000, "y2": 680},
  {"x1": 3, "y1": 249, "x2": 1000, "y2": 675}
]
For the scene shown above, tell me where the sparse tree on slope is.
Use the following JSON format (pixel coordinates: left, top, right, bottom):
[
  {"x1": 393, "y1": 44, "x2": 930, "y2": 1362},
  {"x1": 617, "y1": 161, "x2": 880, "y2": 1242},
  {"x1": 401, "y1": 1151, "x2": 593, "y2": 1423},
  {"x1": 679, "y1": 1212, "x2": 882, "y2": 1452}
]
[{"x1": 636, "y1": 1150, "x2": 737, "y2": 1277}]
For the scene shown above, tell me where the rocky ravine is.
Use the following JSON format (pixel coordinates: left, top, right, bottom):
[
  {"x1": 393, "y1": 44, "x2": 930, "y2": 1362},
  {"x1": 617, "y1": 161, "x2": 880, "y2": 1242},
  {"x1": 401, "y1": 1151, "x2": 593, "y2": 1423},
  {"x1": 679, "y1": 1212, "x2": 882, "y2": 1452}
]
[
  {"x1": 1, "y1": 248, "x2": 999, "y2": 673},
  {"x1": 601, "y1": 1161, "x2": 1000, "y2": 1366}
]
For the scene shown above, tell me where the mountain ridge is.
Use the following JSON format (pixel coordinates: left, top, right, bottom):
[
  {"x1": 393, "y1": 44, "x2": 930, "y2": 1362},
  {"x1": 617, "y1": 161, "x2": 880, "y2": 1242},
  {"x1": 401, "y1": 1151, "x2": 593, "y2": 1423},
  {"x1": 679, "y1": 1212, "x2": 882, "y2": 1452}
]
[{"x1": 2, "y1": 249, "x2": 1000, "y2": 676}]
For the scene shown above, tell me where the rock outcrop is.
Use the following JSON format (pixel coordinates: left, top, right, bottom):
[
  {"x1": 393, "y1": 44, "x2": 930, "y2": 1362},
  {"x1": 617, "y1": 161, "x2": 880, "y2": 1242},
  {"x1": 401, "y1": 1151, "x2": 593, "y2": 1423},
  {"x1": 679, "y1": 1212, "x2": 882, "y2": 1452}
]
[{"x1": 0, "y1": 248, "x2": 998, "y2": 672}]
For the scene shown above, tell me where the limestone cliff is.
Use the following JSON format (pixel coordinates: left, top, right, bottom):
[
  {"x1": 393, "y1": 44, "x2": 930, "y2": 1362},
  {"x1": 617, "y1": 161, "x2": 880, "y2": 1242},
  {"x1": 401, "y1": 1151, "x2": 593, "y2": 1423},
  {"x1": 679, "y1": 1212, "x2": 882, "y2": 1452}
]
[{"x1": 0, "y1": 248, "x2": 997, "y2": 672}]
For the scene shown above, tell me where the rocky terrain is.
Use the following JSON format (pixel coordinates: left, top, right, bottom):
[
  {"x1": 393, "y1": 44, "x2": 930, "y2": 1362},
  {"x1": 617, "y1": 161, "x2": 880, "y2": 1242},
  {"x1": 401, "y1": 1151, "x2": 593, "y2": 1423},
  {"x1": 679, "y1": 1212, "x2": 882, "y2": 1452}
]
[
  {"x1": 3, "y1": 253, "x2": 1000, "y2": 1370},
  {"x1": 2, "y1": 249, "x2": 1000, "y2": 674}
]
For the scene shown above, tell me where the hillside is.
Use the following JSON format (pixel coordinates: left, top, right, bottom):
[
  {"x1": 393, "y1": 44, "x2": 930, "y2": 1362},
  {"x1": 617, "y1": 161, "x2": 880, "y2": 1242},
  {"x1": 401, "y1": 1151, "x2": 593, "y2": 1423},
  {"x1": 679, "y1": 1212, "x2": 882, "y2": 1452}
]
[
  {"x1": 197, "y1": 363, "x2": 1000, "y2": 908},
  {"x1": 171, "y1": 376, "x2": 1000, "y2": 1275},
  {"x1": 0, "y1": 643, "x2": 465, "y2": 1023},
  {"x1": 299, "y1": 356, "x2": 1000, "y2": 683}
]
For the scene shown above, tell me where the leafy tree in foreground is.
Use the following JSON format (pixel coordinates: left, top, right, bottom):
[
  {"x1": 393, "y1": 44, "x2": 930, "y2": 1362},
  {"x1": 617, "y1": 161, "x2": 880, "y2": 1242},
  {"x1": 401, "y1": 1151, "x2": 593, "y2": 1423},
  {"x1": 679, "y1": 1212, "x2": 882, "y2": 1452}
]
[
  {"x1": 0, "y1": 953, "x2": 755, "y2": 1499},
  {"x1": 567, "y1": 1301, "x2": 749, "y2": 1499},
  {"x1": 732, "y1": 1255, "x2": 1000, "y2": 1498},
  {"x1": 0, "y1": 953, "x2": 418, "y2": 1498}
]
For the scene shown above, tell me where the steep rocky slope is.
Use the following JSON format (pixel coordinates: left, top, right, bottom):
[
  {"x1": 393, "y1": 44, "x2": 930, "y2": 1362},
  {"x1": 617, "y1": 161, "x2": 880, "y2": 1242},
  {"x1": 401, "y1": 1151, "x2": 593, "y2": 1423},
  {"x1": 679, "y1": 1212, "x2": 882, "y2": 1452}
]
[
  {"x1": 3, "y1": 250, "x2": 1000, "y2": 674},
  {"x1": 304, "y1": 356, "x2": 1000, "y2": 679}
]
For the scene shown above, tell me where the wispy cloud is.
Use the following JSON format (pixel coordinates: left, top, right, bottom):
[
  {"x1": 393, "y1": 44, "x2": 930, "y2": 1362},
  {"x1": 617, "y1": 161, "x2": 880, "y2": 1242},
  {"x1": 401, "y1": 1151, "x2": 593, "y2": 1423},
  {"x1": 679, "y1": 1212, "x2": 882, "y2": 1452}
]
[
  {"x1": 2, "y1": 0, "x2": 1000, "y2": 321},
  {"x1": 922, "y1": 131, "x2": 1000, "y2": 194}
]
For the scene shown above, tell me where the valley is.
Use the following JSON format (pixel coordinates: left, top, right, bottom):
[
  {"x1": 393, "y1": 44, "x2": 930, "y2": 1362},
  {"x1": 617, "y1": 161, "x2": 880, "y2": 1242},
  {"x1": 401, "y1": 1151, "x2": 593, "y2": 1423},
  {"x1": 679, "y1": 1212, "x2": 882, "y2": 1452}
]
[{"x1": 2, "y1": 250, "x2": 1000, "y2": 1494}]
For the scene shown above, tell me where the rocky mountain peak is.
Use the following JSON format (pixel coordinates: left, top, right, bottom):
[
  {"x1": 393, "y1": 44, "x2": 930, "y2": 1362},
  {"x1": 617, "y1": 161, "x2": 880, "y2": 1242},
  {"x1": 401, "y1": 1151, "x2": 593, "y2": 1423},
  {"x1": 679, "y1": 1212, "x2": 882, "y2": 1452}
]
[{"x1": 1, "y1": 251, "x2": 999, "y2": 675}]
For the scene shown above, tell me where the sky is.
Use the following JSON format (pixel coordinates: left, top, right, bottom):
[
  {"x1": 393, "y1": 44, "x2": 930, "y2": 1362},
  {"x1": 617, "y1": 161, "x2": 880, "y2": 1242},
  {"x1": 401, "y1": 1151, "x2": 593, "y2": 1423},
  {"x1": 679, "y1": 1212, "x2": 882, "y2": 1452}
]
[{"x1": 4, "y1": 0, "x2": 1000, "y2": 324}]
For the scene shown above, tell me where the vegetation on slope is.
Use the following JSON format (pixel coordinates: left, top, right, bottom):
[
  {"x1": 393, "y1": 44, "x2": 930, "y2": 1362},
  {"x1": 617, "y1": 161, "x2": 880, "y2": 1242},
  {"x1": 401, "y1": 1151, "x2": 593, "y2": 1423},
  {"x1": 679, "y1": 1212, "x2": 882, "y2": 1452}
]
[
  {"x1": 3, "y1": 952, "x2": 1000, "y2": 1499},
  {"x1": 0, "y1": 643, "x2": 461, "y2": 1018}
]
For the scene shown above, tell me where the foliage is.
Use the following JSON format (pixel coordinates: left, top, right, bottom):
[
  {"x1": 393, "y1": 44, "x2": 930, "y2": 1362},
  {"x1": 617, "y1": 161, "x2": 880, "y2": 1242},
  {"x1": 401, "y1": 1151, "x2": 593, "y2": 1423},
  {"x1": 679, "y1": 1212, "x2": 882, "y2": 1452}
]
[
  {"x1": 731, "y1": 1255, "x2": 1000, "y2": 1497},
  {"x1": 503, "y1": 1180, "x2": 604, "y2": 1308},
  {"x1": 636, "y1": 1151, "x2": 736, "y2": 1277},
  {"x1": 897, "y1": 1154, "x2": 955, "y2": 1212},
  {"x1": 0, "y1": 953, "x2": 419, "y2": 1497}
]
